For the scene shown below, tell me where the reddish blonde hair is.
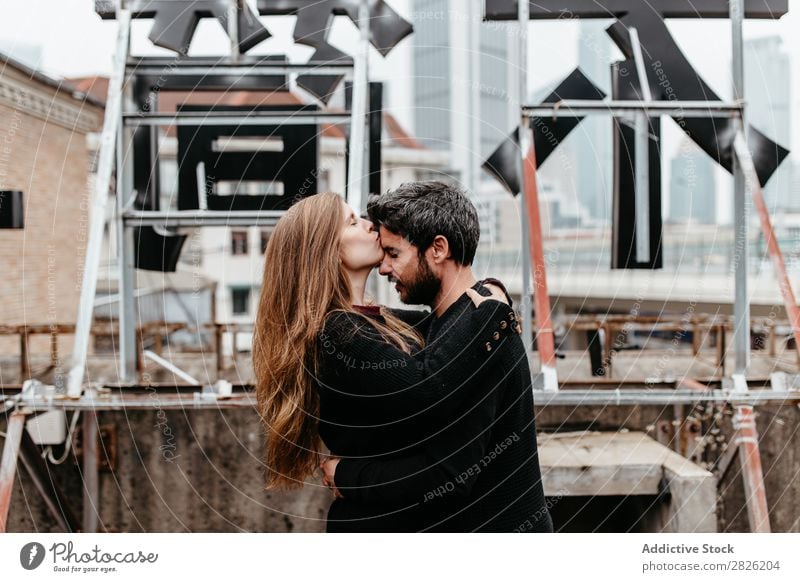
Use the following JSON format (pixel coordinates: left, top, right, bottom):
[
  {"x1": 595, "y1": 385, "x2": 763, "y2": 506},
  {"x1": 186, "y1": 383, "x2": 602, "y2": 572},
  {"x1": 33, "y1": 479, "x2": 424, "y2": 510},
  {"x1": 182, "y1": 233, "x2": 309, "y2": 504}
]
[{"x1": 252, "y1": 192, "x2": 423, "y2": 489}]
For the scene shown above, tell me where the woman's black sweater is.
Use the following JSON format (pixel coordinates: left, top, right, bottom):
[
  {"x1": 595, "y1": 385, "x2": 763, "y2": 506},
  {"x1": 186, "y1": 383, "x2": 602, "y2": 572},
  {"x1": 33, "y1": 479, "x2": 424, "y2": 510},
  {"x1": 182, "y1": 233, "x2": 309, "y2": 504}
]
[{"x1": 315, "y1": 281, "x2": 552, "y2": 533}]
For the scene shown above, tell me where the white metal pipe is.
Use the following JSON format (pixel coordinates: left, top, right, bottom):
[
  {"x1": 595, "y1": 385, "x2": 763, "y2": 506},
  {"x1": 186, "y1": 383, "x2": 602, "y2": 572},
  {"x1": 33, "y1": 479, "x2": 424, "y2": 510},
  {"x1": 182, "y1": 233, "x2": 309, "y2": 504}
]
[
  {"x1": 67, "y1": 10, "x2": 132, "y2": 398},
  {"x1": 143, "y1": 351, "x2": 201, "y2": 385},
  {"x1": 731, "y1": 0, "x2": 750, "y2": 376},
  {"x1": 346, "y1": 0, "x2": 370, "y2": 215},
  {"x1": 630, "y1": 28, "x2": 651, "y2": 264}
]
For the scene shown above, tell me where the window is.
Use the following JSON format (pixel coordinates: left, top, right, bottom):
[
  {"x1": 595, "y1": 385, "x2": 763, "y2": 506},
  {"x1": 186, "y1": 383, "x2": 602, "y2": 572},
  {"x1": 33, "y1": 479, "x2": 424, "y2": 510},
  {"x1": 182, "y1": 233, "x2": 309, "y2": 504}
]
[
  {"x1": 231, "y1": 287, "x2": 250, "y2": 315},
  {"x1": 231, "y1": 231, "x2": 248, "y2": 255},
  {"x1": 260, "y1": 230, "x2": 270, "y2": 254}
]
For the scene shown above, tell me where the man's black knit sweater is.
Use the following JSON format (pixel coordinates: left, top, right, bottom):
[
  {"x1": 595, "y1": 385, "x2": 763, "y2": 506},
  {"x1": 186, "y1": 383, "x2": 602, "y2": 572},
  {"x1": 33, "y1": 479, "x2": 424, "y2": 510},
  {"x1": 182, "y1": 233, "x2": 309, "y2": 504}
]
[{"x1": 315, "y1": 281, "x2": 552, "y2": 533}]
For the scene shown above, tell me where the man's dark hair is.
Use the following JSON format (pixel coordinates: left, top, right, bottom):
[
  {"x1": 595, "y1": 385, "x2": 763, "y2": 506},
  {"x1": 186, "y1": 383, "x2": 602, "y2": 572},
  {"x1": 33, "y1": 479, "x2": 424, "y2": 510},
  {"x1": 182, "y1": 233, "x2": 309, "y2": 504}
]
[{"x1": 367, "y1": 181, "x2": 480, "y2": 266}]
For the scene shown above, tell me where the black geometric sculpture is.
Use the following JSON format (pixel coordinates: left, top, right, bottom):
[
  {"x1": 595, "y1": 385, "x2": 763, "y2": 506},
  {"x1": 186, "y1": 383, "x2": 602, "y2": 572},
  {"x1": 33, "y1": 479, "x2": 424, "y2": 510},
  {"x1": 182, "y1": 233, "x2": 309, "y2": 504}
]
[
  {"x1": 611, "y1": 61, "x2": 663, "y2": 270},
  {"x1": 484, "y1": 0, "x2": 790, "y2": 185},
  {"x1": 129, "y1": 60, "x2": 289, "y2": 211},
  {"x1": 176, "y1": 104, "x2": 320, "y2": 211},
  {"x1": 483, "y1": 0, "x2": 790, "y2": 270},
  {"x1": 256, "y1": 1, "x2": 413, "y2": 102},
  {"x1": 482, "y1": 68, "x2": 606, "y2": 196},
  {"x1": 96, "y1": 0, "x2": 270, "y2": 54},
  {"x1": 133, "y1": 226, "x2": 188, "y2": 272},
  {"x1": 0, "y1": 191, "x2": 24, "y2": 229},
  {"x1": 97, "y1": 1, "x2": 413, "y2": 102},
  {"x1": 344, "y1": 81, "x2": 384, "y2": 196}
]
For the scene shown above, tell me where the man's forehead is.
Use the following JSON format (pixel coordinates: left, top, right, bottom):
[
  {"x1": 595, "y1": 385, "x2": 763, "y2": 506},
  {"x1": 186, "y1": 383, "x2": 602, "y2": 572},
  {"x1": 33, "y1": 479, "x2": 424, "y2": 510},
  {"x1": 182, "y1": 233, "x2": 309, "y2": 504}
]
[{"x1": 378, "y1": 226, "x2": 408, "y2": 247}]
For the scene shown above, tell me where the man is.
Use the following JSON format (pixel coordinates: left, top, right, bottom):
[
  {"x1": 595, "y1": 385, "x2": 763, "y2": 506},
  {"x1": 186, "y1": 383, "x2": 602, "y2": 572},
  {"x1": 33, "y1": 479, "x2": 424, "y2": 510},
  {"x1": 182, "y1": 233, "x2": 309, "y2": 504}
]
[{"x1": 322, "y1": 181, "x2": 553, "y2": 532}]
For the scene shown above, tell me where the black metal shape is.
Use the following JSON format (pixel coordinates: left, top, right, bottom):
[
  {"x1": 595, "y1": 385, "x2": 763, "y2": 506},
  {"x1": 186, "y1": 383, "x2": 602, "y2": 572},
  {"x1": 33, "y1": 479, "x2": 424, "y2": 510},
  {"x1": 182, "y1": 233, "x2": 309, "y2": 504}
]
[
  {"x1": 96, "y1": 0, "x2": 270, "y2": 54},
  {"x1": 611, "y1": 61, "x2": 663, "y2": 270},
  {"x1": 344, "y1": 81, "x2": 384, "y2": 196},
  {"x1": 0, "y1": 191, "x2": 24, "y2": 229},
  {"x1": 133, "y1": 226, "x2": 188, "y2": 272},
  {"x1": 257, "y1": 1, "x2": 413, "y2": 56},
  {"x1": 368, "y1": 82, "x2": 384, "y2": 196},
  {"x1": 128, "y1": 59, "x2": 290, "y2": 212},
  {"x1": 97, "y1": 1, "x2": 412, "y2": 102},
  {"x1": 484, "y1": 0, "x2": 788, "y2": 20},
  {"x1": 129, "y1": 56, "x2": 289, "y2": 95},
  {"x1": 586, "y1": 329, "x2": 605, "y2": 377},
  {"x1": 257, "y1": 1, "x2": 413, "y2": 102},
  {"x1": 483, "y1": 0, "x2": 790, "y2": 185},
  {"x1": 482, "y1": 68, "x2": 606, "y2": 195},
  {"x1": 176, "y1": 104, "x2": 319, "y2": 211}
]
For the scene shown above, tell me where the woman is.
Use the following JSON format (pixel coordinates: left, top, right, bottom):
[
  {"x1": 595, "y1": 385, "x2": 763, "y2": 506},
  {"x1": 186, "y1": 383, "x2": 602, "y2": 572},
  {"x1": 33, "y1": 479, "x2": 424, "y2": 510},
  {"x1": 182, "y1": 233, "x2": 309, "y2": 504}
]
[{"x1": 252, "y1": 191, "x2": 511, "y2": 531}]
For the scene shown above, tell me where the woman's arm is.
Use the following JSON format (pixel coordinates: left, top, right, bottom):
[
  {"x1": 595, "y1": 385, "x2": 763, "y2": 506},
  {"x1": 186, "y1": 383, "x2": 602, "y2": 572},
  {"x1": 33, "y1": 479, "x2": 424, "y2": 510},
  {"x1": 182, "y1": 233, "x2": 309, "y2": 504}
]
[
  {"x1": 326, "y1": 374, "x2": 502, "y2": 505},
  {"x1": 317, "y1": 288, "x2": 517, "y2": 420},
  {"x1": 385, "y1": 307, "x2": 432, "y2": 335}
]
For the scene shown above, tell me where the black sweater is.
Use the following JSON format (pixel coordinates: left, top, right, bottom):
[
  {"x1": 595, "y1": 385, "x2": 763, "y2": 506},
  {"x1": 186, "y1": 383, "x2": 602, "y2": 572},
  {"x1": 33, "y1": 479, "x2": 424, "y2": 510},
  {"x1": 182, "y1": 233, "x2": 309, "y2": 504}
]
[{"x1": 315, "y1": 281, "x2": 552, "y2": 533}]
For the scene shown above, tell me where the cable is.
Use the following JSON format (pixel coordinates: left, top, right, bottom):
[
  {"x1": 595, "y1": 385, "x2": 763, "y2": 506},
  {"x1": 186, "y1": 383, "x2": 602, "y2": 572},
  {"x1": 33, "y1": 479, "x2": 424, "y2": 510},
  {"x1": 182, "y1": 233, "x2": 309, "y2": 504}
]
[{"x1": 42, "y1": 410, "x2": 82, "y2": 465}]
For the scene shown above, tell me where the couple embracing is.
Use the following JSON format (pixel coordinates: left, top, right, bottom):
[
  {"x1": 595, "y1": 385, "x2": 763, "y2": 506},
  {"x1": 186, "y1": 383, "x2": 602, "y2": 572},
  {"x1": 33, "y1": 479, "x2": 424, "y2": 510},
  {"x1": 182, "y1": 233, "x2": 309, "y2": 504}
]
[{"x1": 253, "y1": 181, "x2": 553, "y2": 533}]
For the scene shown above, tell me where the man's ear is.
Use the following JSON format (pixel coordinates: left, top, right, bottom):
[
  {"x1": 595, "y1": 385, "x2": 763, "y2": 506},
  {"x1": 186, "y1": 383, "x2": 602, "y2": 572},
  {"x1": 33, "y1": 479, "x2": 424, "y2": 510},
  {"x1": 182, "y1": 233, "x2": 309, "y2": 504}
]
[{"x1": 429, "y1": 235, "x2": 451, "y2": 265}]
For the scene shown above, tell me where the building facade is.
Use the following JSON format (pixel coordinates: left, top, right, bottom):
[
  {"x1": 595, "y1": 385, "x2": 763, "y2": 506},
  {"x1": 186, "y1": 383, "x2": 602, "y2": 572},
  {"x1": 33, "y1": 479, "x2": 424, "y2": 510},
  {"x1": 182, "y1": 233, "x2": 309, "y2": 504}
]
[{"x1": 0, "y1": 53, "x2": 103, "y2": 358}]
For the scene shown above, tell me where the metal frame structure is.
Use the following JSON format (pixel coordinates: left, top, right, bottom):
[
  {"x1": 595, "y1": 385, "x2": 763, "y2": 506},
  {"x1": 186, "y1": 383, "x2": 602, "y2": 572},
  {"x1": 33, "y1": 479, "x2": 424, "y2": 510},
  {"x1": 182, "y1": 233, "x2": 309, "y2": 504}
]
[
  {"x1": 1, "y1": 0, "x2": 373, "y2": 533},
  {"x1": 513, "y1": 0, "x2": 782, "y2": 532},
  {"x1": 69, "y1": 0, "x2": 372, "y2": 391}
]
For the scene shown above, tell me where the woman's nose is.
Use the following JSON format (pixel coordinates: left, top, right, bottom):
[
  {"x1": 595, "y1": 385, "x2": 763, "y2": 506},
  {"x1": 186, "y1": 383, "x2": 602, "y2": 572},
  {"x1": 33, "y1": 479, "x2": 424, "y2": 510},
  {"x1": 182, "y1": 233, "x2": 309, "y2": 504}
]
[{"x1": 363, "y1": 218, "x2": 375, "y2": 232}]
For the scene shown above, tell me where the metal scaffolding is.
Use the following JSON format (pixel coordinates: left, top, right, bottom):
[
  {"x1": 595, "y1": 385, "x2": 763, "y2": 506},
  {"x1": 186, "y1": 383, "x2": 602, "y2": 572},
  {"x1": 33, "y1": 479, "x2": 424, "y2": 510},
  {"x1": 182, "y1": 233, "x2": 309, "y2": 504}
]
[
  {"x1": 1, "y1": 0, "x2": 374, "y2": 533},
  {"x1": 512, "y1": 0, "x2": 782, "y2": 532}
]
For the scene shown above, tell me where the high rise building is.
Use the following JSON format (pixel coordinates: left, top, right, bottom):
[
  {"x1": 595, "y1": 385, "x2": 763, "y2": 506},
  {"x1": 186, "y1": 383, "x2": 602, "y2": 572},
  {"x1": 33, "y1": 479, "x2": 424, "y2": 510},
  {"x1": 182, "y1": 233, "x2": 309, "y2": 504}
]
[
  {"x1": 411, "y1": 0, "x2": 517, "y2": 190},
  {"x1": 573, "y1": 20, "x2": 613, "y2": 224},
  {"x1": 669, "y1": 139, "x2": 717, "y2": 224},
  {"x1": 744, "y1": 36, "x2": 792, "y2": 211}
]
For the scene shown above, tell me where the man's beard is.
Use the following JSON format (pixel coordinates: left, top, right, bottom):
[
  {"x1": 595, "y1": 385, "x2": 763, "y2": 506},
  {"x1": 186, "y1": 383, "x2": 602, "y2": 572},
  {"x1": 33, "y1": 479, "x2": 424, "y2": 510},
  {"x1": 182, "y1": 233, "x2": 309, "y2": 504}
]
[{"x1": 399, "y1": 256, "x2": 441, "y2": 306}]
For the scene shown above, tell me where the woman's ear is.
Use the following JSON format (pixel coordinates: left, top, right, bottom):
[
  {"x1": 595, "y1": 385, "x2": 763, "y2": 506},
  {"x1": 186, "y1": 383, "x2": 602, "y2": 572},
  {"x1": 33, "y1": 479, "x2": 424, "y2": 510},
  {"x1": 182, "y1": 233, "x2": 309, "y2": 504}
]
[{"x1": 430, "y1": 235, "x2": 450, "y2": 264}]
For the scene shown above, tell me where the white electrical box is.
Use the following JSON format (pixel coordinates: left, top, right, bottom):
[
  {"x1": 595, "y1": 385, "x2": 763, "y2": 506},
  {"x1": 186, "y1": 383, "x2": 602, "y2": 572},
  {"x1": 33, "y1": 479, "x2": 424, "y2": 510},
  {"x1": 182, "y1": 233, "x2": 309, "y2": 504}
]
[{"x1": 25, "y1": 410, "x2": 67, "y2": 445}]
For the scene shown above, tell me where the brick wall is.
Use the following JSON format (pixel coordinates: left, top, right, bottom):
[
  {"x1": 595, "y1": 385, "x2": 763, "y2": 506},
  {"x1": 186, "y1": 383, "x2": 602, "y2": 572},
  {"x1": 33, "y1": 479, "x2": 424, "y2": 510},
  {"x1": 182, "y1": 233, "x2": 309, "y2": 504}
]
[{"x1": 0, "y1": 71, "x2": 102, "y2": 367}]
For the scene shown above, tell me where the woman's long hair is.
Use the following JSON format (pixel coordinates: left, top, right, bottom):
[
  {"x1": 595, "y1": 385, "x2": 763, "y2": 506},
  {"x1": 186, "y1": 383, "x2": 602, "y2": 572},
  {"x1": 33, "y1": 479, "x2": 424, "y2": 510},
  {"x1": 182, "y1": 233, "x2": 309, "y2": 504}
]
[{"x1": 252, "y1": 192, "x2": 424, "y2": 490}]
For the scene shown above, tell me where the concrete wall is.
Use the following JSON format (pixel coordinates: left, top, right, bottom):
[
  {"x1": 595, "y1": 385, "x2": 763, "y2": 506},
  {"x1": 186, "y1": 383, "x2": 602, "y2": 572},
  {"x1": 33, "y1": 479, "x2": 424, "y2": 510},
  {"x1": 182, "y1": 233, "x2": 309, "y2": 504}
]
[
  {"x1": 3, "y1": 402, "x2": 798, "y2": 532},
  {"x1": 5, "y1": 409, "x2": 329, "y2": 532}
]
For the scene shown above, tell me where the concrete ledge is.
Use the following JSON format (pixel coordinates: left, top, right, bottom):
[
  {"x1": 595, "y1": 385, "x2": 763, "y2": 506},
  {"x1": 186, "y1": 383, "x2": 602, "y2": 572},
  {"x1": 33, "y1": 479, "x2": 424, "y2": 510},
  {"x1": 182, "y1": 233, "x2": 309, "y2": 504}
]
[{"x1": 538, "y1": 430, "x2": 717, "y2": 532}]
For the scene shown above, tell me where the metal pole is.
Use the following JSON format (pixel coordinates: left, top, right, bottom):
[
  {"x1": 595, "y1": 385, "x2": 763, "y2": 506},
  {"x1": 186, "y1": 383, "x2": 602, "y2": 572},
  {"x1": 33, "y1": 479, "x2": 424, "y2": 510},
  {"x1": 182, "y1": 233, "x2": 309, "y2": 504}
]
[
  {"x1": 733, "y1": 405, "x2": 771, "y2": 532},
  {"x1": 67, "y1": 9, "x2": 132, "y2": 397},
  {"x1": 228, "y1": 0, "x2": 240, "y2": 62},
  {"x1": 346, "y1": 0, "x2": 370, "y2": 215},
  {"x1": 731, "y1": 0, "x2": 750, "y2": 378},
  {"x1": 0, "y1": 411, "x2": 26, "y2": 532},
  {"x1": 630, "y1": 27, "x2": 651, "y2": 264},
  {"x1": 729, "y1": 0, "x2": 769, "y2": 534},
  {"x1": 143, "y1": 350, "x2": 201, "y2": 385},
  {"x1": 82, "y1": 409, "x2": 100, "y2": 533},
  {"x1": 734, "y1": 134, "x2": 800, "y2": 361},
  {"x1": 466, "y1": 0, "x2": 480, "y2": 195},
  {"x1": 522, "y1": 141, "x2": 558, "y2": 391},
  {"x1": 118, "y1": 14, "x2": 137, "y2": 384},
  {"x1": 517, "y1": 0, "x2": 532, "y2": 357}
]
